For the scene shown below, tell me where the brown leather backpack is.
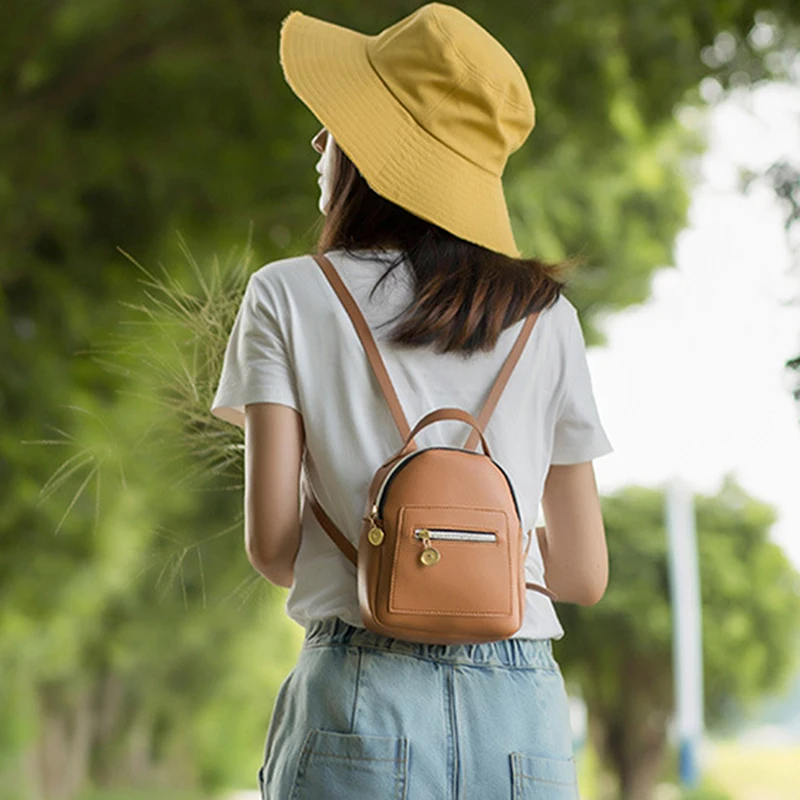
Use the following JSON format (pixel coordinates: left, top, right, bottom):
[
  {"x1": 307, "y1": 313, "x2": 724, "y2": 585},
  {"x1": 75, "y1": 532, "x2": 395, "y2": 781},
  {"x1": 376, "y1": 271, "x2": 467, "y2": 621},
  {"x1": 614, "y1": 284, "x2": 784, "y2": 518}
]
[{"x1": 305, "y1": 254, "x2": 557, "y2": 644}]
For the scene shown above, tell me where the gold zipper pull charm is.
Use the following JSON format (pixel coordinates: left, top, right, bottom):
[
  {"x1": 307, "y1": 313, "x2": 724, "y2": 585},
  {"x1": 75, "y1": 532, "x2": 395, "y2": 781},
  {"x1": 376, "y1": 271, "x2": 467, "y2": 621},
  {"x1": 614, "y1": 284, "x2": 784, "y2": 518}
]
[
  {"x1": 418, "y1": 529, "x2": 441, "y2": 566},
  {"x1": 367, "y1": 505, "x2": 384, "y2": 546}
]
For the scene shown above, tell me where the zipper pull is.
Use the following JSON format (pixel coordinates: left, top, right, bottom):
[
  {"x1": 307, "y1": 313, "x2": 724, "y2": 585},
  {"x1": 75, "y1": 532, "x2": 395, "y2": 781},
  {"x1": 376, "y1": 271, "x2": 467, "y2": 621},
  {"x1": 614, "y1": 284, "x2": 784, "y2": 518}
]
[
  {"x1": 418, "y1": 529, "x2": 441, "y2": 566},
  {"x1": 367, "y1": 505, "x2": 384, "y2": 546}
]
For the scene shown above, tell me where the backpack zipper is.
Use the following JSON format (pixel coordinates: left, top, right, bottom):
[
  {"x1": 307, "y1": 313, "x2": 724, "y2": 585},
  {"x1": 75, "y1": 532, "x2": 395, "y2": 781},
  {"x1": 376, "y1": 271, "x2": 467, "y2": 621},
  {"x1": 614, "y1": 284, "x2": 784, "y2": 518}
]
[
  {"x1": 373, "y1": 446, "x2": 522, "y2": 522},
  {"x1": 413, "y1": 528, "x2": 497, "y2": 543}
]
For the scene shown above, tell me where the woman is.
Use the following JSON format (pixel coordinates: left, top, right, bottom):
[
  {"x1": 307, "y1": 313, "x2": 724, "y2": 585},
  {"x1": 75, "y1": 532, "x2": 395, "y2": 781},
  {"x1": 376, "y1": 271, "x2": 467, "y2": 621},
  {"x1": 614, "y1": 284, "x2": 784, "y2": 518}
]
[{"x1": 211, "y1": 4, "x2": 613, "y2": 798}]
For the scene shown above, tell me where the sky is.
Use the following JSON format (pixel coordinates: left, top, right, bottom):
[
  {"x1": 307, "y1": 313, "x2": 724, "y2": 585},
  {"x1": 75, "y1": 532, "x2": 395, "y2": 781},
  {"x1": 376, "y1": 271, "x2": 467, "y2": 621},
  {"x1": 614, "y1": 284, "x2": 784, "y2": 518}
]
[{"x1": 588, "y1": 81, "x2": 800, "y2": 569}]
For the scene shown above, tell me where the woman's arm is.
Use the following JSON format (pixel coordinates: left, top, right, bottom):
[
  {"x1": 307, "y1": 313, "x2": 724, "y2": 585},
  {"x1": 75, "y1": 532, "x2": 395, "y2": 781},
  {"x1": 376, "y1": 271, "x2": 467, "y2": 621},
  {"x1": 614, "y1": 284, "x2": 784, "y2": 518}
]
[
  {"x1": 243, "y1": 402, "x2": 305, "y2": 587},
  {"x1": 537, "y1": 461, "x2": 608, "y2": 606}
]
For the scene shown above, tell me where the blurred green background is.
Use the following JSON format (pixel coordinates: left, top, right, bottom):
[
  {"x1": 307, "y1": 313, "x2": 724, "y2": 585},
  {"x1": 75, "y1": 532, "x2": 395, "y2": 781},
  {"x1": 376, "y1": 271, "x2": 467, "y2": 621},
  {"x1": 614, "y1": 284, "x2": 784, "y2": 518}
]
[{"x1": 2, "y1": 2, "x2": 800, "y2": 799}]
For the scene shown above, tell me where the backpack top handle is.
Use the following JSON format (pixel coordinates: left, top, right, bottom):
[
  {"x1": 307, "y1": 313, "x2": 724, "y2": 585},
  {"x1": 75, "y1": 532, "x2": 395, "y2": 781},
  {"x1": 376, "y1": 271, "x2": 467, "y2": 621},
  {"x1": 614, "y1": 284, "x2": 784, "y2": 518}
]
[{"x1": 395, "y1": 407, "x2": 491, "y2": 459}]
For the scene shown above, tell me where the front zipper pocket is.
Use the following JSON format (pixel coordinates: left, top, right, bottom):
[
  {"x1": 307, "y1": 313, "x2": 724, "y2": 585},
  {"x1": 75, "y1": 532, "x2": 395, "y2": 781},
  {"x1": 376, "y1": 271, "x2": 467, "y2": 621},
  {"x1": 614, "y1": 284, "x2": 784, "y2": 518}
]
[
  {"x1": 389, "y1": 506, "x2": 516, "y2": 619},
  {"x1": 413, "y1": 528, "x2": 497, "y2": 543}
]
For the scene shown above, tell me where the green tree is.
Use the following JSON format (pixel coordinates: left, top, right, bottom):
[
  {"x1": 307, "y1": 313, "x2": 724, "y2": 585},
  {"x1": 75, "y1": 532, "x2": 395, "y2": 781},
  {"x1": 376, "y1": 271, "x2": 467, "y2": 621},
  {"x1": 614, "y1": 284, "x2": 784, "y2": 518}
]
[{"x1": 555, "y1": 474, "x2": 800, "y2": 800}]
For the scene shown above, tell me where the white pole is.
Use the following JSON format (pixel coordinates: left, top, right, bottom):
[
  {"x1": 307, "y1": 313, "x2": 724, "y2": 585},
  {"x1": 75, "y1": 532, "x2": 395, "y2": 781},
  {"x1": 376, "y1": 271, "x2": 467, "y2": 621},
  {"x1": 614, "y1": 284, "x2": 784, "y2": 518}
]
[{"x1": 665, "y1": 476, "x2": 704, "y2": 786}]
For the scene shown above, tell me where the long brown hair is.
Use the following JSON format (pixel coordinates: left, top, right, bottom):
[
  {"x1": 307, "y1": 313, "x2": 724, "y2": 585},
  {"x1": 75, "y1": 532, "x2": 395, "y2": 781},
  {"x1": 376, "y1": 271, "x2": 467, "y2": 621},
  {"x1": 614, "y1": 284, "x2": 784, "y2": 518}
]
[{"x1": 316, "y1": 142, "x2": 577, "y2": 355}]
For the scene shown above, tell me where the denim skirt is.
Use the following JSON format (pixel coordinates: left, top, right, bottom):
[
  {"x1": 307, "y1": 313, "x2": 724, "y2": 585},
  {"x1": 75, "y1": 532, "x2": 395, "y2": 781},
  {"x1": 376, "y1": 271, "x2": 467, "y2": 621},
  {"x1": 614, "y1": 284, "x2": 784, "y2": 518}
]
[{"x1": 258, "y1": 617, "x2": 579, "y2": 799}]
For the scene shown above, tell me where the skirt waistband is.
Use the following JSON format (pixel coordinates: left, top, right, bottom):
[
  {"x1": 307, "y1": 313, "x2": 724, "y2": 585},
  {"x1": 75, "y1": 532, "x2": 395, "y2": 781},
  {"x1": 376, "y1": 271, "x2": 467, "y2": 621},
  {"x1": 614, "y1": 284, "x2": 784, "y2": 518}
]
[{"x1": 303, "y1": 617, "x2": 559, "y2": 670}]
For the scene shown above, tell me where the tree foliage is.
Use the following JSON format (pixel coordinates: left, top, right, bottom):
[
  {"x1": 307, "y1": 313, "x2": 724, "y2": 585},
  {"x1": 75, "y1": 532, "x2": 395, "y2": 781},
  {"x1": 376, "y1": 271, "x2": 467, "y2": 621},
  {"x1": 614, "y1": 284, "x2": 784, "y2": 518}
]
[{"x1": 555, "y1": 475, "x2": 800, "y2": 800}]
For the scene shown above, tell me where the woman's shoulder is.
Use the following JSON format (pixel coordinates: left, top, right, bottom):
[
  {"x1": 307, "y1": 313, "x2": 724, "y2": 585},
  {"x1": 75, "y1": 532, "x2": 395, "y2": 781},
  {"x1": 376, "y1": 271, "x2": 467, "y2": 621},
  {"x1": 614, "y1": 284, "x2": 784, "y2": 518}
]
[
  {"x1": 543, "y1": 292, "x2": 578, "y2": 328},
  {"x1": 248, "y1": 249, "x2": 385, "y2": 291},
  {"x1": 246, "y1": 248, "x2": 403, "y2": 308},
  {"x1": 248, "y1": 252, "x2": 319, "y2": 291},
  {"x1": 536, "y1": 294, "x2": 584, "y2": 358}
]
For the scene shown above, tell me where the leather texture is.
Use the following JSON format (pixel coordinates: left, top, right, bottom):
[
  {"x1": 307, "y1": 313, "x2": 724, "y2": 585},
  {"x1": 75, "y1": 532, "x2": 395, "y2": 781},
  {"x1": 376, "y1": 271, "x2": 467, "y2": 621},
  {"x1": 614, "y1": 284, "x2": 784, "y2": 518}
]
[
  {"x1": 358, "y1": 446, "x2": 525, "y2": 643},
  {"x1": 307, "y1": 253, "x2": 557, "y2": 645},
  {"x1": 463, "y1": 311, "x2": 537, "y2": 451}
]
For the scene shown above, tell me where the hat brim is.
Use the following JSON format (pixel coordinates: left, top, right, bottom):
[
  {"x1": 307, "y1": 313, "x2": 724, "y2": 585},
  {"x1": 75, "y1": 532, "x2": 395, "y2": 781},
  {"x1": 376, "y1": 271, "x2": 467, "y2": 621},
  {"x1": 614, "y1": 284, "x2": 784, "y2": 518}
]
[{"x1": 279, "y1": 11, "x2": 521, "y2": 258}]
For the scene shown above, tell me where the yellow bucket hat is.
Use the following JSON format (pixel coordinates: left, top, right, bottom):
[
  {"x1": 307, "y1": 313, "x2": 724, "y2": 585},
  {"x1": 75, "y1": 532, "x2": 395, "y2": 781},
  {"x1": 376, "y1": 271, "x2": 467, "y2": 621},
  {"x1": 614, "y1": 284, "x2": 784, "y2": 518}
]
[{"x1": 279, "y1": 3, "x2": 535, "y2": 258}]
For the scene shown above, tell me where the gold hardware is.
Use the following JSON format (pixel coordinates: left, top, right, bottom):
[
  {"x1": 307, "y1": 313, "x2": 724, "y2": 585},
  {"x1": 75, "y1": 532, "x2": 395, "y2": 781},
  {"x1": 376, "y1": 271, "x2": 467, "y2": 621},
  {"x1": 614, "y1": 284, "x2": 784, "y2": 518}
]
[
  {"x1": 418, "y1": 529, "x2": 441, "y2": 566},
  {"x1": 368, "y1": 526, "x2": 385, "y2": 546},
  {"x1": 366, "y1": 505, "x2": 384, "y2": 546}
]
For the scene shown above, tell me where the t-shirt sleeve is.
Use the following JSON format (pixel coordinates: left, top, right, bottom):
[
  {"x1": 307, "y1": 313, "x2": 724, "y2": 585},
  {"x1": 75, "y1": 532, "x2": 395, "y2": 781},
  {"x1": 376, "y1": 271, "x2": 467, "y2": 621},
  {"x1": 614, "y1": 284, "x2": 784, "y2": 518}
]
[
  {"x1": 209, "y1": 271, "x2": 300, "y2": 429},
  {"x1": 550, "y1": 304, "x2": 614, "y2": 465}
]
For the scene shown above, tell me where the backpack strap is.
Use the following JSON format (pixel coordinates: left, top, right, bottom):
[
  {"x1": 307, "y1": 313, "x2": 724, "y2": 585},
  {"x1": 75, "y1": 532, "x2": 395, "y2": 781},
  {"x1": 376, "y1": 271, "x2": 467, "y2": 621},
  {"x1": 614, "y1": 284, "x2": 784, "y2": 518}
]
[
  {"x1": 526, "y1": 580, "x2": 558, "y2": 600},
  {"x1": 307, "y1": 253, "x2": 412, "y2": 571},
  {"x1": 302, "y1": 473, "x2": 358, "y2": 567},
  {"x1": 523, "y1": 528, "x2": 559, "y2": 600},
  {"x1": 463, "y1": 310, "x2": 540, "y2": 451},
  {"x1": 465, "y1": 312, "x2": 547, "y2": 593},
  {"x1": 313, "y1": 253, "x2": 413, "y2": 446}
]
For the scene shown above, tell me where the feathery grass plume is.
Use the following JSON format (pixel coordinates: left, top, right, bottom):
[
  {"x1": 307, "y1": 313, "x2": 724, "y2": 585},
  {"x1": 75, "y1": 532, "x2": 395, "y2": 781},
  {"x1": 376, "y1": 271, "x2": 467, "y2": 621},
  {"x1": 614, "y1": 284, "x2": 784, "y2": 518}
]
[
  {"x1": 114, "y1": 229, "x2": 254, "y2": 487},
  {"x1": 32, "y1": 229, "x2": 258, "y2": 608}
]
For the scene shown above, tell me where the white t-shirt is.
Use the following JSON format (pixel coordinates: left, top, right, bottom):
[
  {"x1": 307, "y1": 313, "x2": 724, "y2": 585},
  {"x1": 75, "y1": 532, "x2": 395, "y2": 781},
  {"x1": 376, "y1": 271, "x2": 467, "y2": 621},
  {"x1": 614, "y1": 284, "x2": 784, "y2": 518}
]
[{"x1": 211, "y1": 248, "x2": 614, "y2": 640}]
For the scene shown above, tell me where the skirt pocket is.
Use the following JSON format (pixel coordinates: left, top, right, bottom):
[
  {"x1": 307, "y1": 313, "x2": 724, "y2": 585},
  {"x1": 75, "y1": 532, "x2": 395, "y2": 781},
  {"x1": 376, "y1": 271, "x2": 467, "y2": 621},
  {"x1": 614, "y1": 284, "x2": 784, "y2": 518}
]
[
  {"x1": 510, "y1": 752, "x2": 579, "y2": 800},
  {"x1": 291, "y1": 728, "x2": 409, "y2": 800}
]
